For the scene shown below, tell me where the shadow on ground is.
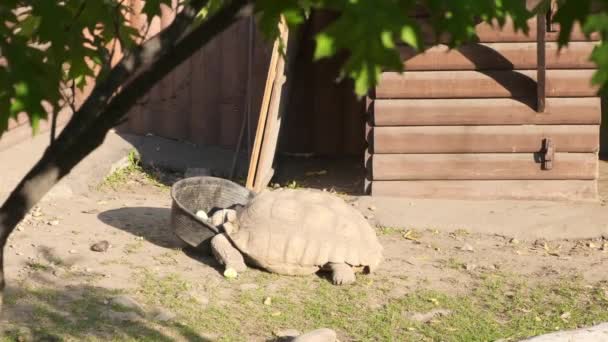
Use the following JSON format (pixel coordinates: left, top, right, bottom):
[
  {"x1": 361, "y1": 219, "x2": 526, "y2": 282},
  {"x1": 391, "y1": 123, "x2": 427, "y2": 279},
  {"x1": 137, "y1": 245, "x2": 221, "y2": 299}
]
[
  {"x1": 97, "y1": 207, "x2": 221, "y2": 270},
  {"x1": 273, "y1": 156, "x2": 365, "y2": 195},
  {"x1": 1, "y1": 284, "x2": 213, "y2": 341},
  {"x1": 97, "y1": 207, "x2": 181, "y2": 249}
]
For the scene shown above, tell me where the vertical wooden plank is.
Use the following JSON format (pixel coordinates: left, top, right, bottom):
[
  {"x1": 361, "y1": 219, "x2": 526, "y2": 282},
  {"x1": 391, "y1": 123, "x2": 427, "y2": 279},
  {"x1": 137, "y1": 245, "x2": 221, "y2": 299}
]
[
  {"x1": 246, "y1": 23, "x2": 283, "y2": 189},
  {"x1": 253, "y1": 21, "x2": 296, "y2": 192},
  {"x1": 537, "y1": 12, "x2": 546, "y2": 113}
]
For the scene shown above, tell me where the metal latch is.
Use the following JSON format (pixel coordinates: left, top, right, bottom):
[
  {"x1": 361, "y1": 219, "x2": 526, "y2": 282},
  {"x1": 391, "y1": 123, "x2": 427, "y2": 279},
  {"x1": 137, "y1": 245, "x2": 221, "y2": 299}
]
[{"x1": 541, "y1": 138, "x2": 555, "y2": 170}]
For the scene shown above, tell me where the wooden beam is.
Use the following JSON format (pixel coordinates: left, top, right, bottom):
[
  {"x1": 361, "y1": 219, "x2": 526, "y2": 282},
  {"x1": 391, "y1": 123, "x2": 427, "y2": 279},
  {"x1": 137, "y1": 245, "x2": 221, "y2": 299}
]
[
  {"x1": 375, "y1": 69, "x2": 599, "y2": 99},
  {"x1": 245, "y1": 21, "x2": 284, "y2": 190},
  {"x1": 371, "y1": 180, "x2": 598, "y2": 201},
  {"x1": 400, "y1": 42, "x2": 597, "y2": 71},
  {"x1": 537, "y1": 12, "x2": 547, "y2": 112},
  {"x1": 371, "y1": 97, "x2": 601, "y2": 126},
  {"x1": 371, "y1": 153, "x2": 598, "y2": 180},
  {"x1": 372, "y1": 125, "x2": 599, "y2": 154}
]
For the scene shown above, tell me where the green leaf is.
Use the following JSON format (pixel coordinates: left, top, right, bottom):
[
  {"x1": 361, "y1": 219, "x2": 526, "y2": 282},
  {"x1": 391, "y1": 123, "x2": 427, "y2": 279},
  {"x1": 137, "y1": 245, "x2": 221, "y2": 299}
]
[{"x1": 314, "y1": 33, "x2": 336, "y2": 60}]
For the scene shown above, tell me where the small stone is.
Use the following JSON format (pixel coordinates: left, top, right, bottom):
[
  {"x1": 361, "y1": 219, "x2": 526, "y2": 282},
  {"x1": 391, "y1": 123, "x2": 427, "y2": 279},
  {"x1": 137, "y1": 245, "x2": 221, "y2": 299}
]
[
  {"x1": 48, "y1": 220, "x2": 60, "y2": 226},
  {"x1": 510, "y1": 238, "x2": 520, "y2": 245},
  {"x1": 85, "y1": 267, "x2": 93, "y2": 273},
  {"x1": 461, "y1": 243, "x2": 474, "y2": 252},
  {"x1": 82, "y1": 209, "x2": 100, "y2": 215},
  {"x1": 560, "y1": 312, "x2": 571, "y2": 320},
  {"x1": 465, "y1": 263, "x2": 477, "y2": 271},
  {"x1": 368, "y1": 205, "x2": 377, "y2": 211},
  {"x1": 275, "y1": 329, "x2": 301, "y2": 338},
  {"x1": 15, "y1": 251, "x2": 23, "y2": 256},
  {"x1": 588, "y1": 242, "x2": 597, "y2": 249},
  {"x1": 68, "y1": 249, "x2": 77, "y2": 254},
  {"x1": 364, "y1": 214, "x2": 374, "y2": 220},
  {"x1": 239, "y1": 283, "x2": 259, "y2": 291},
  {"x1": 153, "y1": 308, "x2": 177, "y2": 322},
  {"x1": 292, "y1": 328, "x2": 337, "y2": 342},
  {"x1": 110, "y1": 295, "x2": 145, "y2": 314},
  {"x1": 52, "y1": 268, "x2": 66, "y2": 277},
  {"x1": 263, "y1": 297, "x2": 272, "y2": 306},
  {"x1": 91, "y1": 240, "x2": 110, "y2": 252}
]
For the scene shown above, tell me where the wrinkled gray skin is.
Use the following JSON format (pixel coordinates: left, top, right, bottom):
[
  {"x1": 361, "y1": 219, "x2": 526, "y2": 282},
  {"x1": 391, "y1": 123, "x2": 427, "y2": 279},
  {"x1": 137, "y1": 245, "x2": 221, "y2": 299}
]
[{"x1": 209, "y1": 210, "x2": 357, "y2": 285}]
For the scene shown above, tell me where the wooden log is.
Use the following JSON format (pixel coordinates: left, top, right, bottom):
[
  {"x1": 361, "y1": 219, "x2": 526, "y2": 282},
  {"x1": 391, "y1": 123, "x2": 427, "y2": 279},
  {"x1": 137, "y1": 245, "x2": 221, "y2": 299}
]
[
  {"x1": 401, "y1": 42, "x2": 596, "y2": 71},
  {"x1": 372, "y1": 125, "x2": 599, "y2": 153},
  {"x1": 376, "y1": 70, "x2": 598, "y2": 99},
  {"x1": 371, "y1": 180, "x2": 598, "y2": 201},
  {"x1": 419, "y1": 17, "x2": 598, "y2": 44},
  {"x1": 371, "y1": 97, "x2": 601, "y2": 126},
  {"x1": 371, "y1": 153, "x2": 598, "y2": 180}
]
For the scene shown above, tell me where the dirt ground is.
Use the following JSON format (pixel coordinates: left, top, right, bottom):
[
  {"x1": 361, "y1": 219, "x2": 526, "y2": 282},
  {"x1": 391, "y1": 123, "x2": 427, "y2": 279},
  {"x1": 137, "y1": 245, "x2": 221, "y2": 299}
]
[{"x1": 1, "y1": 161, "x2": 608, "y2": 341}]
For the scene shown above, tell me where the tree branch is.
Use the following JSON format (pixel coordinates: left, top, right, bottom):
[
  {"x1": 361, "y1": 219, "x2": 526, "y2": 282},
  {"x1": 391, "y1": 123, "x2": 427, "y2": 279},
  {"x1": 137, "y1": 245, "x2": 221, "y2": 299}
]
[{"x1": 0, "y1": 0, "x2": 251, "y2": 310}]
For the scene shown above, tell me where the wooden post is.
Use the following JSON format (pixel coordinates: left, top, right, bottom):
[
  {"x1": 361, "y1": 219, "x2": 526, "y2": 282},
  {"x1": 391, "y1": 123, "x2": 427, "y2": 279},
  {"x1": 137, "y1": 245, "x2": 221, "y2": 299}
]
[{"x1": 537, "y1": 12, "x2": 547, "y2": 113}]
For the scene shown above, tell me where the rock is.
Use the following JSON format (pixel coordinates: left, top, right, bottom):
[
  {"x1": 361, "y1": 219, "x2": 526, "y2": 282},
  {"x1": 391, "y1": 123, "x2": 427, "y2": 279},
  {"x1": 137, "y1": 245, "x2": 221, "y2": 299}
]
[
  {"x1": 47, "y1": 220, "x2": 60, "y2": 226},
  {"x1": 407, "y1": 309, "x2": 452, "y2": 323},
  {"x1": 68, "y1": 249, "x2": 77, "y2": 254},
  {"x1": 91, "y1": 240, "x2": 110, "y2": 252},
  {"x1": 520, "y1": 323, "x2": 608, "y2": 341},
  {"x1": 239, "y1": 283, "x2": 259, "y2": 291},
  {"x1": 263, "y1": 297, "x2": 272, "y2": 305},
  {"x1": 461, "y1": 243, "x2": 475, "y2": 252},
  {"x1": 465, "y1": 263, "x2": 478, "y2": 271},
  {"x1": 153, "y1": 308, "x2": 177, "y2": 322},
  {"x1": 368, "y1": 205, "x2": 377, "y2": 211},
  {"x1": 275, "y1": 329, "x2": 301, "y2": 338},
  {"x1": 110, "y1": 295, "x2": 144, "y2": 314},
  {"x1": 292, "y1": 328, "x2": 337, "y2": 342}
]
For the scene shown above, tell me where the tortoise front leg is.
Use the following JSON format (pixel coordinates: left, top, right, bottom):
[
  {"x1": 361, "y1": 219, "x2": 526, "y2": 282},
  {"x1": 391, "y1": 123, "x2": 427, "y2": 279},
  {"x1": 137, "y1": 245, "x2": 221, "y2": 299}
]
[
  {"x1": 329, "y1": 263, "x2": 356, "y2": 285},
  {"x1": 210, "y1": 234, "x2": 247, "y2": 274}
]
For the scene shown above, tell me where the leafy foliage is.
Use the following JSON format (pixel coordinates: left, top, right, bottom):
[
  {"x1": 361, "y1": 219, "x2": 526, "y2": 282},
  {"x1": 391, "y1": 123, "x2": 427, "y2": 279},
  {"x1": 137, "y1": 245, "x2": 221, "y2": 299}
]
[{"x1": 0, "y1": 0, "x2": 607, "y2": 137}]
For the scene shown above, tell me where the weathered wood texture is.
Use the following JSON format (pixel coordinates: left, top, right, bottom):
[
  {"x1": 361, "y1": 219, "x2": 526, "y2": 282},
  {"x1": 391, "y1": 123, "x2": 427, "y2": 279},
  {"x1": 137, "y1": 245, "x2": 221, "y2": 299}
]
[
  {"x1": 370, "y1": 98, "x2": 601, "y2": 126},
  {"x1": 401, "y1": 42, "x2": 596, "y2": 71},
  {"x1": 420, "y1": 17, "x2": 599, "y2": 44},
  {"x1": 371, "y1": 153, "x2": 598, "y2": 180},
  {"x1": 368, "y1": 7, "x2": 601, "y2": 199},
  {"x1": 376, "y1": 70, "x2": 598, "y2": 99},
  {"x1": 121, "y1": 8, "x2": 364, "y2": 155},
  {"x1": 370, "y1": 180, "x2": 598, "y2": 201},
  {"x1": 372, "y1": 126, "x2": 599, "y2": 154}
]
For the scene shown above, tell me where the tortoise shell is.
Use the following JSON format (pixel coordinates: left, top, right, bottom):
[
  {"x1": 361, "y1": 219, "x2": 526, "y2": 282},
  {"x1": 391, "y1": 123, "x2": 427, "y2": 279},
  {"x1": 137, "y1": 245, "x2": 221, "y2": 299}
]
[{"x1": 226, "y1": 189, "x2": 383, "y2": 275}]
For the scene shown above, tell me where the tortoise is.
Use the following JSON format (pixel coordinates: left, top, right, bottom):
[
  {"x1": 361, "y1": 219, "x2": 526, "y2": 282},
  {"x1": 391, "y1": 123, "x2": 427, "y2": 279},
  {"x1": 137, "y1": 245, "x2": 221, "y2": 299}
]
[{"x1": 209, "y1": 188, "x2": 383, "y2": 285}]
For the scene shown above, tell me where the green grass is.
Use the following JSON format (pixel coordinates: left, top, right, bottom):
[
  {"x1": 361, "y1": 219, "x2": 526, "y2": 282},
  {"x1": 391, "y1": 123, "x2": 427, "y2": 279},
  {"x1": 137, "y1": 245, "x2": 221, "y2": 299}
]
[
  {"x1": 3, "y1": 270, "x2": 608, "y2": 341},
  {"x1": 98, "y1": 150, "x2": 167, "y2": 190}
]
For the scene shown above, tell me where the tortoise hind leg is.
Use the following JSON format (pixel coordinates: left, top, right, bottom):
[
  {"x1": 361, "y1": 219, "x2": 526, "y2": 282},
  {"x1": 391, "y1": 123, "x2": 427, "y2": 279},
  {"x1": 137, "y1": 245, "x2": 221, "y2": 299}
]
[
  {"x1": 329, "y1": 263, "x2": 356, "y2": 285},
  {"x1": 210, "y1": 234, "x2": 247, "y2": 273}
]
